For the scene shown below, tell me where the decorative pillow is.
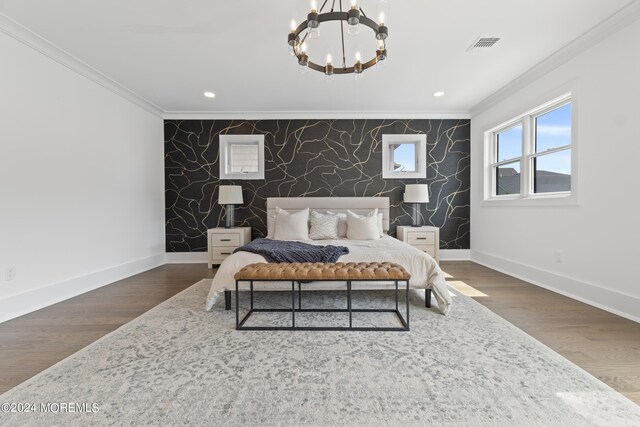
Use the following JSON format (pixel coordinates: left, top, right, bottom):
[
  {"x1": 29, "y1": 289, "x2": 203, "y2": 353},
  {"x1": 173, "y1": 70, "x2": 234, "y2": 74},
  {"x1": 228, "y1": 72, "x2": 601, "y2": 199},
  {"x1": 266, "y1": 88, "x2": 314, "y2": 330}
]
[
  {"x1": 377, "y1": 213, "x2": 385, "y2": 236},
  {"x1": 273, "y1": 207, "x2": 310, "y2": 240},
  {"x1": 266, "y1": 213, "x2": 276, "y2": 238},
  {"x1": 346, "y1": 209, "x2": 381, "y2": 240},
  {"x1": 325, "y1": 211, "x2": 348, "y2": 237},
  {"x1": 309, "y1": 211, "x2": 340, "y2": 240}
]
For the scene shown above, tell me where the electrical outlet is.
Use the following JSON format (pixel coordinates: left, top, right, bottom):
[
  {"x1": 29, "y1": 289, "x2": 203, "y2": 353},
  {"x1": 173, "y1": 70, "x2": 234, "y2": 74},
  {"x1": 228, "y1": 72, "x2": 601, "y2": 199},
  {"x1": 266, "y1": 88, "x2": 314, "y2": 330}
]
[
  {"x1": 5, "y1": 266, "x2": 16, "y2": 281},
  {"x1": 554, "y1": 250, "x2": 563, "y2": 263}
]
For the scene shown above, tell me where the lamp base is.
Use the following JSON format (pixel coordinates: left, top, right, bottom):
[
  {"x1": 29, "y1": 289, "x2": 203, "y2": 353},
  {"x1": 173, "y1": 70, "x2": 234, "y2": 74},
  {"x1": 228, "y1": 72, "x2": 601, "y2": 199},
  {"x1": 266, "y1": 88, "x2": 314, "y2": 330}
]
[
  {"x1": 411, "y1": 202, "x2": 423, "y2": 227},
  {"x1": 225, "y1": 204, "x2": 235, "y2": 229}
]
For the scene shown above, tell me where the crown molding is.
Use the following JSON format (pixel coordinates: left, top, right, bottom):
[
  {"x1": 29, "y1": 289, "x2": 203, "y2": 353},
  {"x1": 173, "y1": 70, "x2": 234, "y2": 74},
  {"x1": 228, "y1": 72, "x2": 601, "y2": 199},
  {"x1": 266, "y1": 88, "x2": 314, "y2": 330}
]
[
  {"x1": 0, "y1": 12, "x2": 164, "y2": 118},
  {"x1": 470, "y1": 0, "x2": 640, "y2": 117},
  {"x1": 162, "y1": 111, "x2": 471, "y2": 120}
]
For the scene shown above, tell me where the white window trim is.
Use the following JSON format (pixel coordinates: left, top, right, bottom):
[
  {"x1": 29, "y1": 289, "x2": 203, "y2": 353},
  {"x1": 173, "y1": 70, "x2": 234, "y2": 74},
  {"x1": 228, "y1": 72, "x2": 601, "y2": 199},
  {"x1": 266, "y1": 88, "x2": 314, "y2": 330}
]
[
  {"x1": 219, "y1": 134, "x2": 265, "y2": 180},
  {"x1": 483, "y1": 93, "x2": 578, "y2": 207},
  {"x1": 382, "y1": 134, "x2": 427, "y2": 179}
]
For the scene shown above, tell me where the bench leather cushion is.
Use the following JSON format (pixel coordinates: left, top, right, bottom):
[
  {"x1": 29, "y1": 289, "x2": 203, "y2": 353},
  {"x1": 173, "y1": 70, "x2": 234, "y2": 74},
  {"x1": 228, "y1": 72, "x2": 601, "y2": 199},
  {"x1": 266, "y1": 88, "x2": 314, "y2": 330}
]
[{"x1": 234, "y1": 262, "x2": 411, "y2": 281}]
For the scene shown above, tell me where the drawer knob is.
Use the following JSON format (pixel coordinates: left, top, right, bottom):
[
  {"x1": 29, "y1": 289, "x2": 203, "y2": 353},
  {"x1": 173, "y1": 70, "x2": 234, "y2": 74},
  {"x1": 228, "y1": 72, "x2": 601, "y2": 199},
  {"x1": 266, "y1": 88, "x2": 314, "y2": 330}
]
[
  {"x1": 221, "y1": 252, "x2": 231, "y2": 255},
  {"x1": 417, "y1": 237, "x2": 427, "y2": 240},
  {"x1": 220, "y1": 239, "x2": 231, "y2": 242}
]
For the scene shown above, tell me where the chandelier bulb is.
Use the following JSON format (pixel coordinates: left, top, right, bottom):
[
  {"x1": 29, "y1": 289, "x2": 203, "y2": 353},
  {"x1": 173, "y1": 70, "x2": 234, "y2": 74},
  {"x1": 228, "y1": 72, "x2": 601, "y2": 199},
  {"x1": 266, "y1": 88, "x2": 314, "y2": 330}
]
[
  {"x1": 326, "y1": 53, "x2": 332, "y2": 65},
  {"x1": 310, "y1": 0, "x2": 318, "y2": 13},
  {"x1": 350, "y1": 0, "x2": 357, "y2": 7},
  {"x1": 290, "y1": 19, "x2": 297, "y2": 33},
  {"x1": 378, "y1": 11, "x2": 385, "y2": 26},
  {"x1": 325, "y1": 64, "x2": 334, "y2": 78},
  {"x1": 355, "y1": 51, "x2": 362, "y2": 62},
  {"x1": 347, "y1": 5, "x2": 360, "y2": 27}
]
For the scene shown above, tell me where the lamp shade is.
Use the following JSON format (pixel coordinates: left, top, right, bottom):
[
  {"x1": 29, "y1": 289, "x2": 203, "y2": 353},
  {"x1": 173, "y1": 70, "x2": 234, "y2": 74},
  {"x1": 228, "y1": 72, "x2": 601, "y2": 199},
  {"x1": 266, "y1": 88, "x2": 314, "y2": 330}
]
[
  {"x1": 404, "y1": 184, "x2": 429, "y2": 203},
  {"x1": 218, "y1": 185, "x2": 243, "y2": 205}
]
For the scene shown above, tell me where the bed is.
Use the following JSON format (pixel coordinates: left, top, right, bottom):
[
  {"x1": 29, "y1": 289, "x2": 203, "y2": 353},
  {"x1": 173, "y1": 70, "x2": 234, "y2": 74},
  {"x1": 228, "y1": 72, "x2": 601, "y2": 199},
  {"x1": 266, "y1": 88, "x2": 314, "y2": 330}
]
[{"x1": 205, "y1": 197, "x2": 452, "y2": 314}]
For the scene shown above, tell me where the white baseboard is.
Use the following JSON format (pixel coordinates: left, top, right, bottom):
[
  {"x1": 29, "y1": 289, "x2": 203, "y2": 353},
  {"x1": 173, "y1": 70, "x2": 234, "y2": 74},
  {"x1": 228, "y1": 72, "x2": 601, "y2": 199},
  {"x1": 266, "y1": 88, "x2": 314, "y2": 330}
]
[
  {"x1": 0, "y1": 253, "x2": 166, "y2": 323},
  {"x1": 440, "y1": 249, "x2": 471, "y2": 261},
  {"x1": 471, "y1": 250, "x2": 640, "y2": 323},
  {"x1": 165, "y1": 252, "x2": 208, "y2": 263}
]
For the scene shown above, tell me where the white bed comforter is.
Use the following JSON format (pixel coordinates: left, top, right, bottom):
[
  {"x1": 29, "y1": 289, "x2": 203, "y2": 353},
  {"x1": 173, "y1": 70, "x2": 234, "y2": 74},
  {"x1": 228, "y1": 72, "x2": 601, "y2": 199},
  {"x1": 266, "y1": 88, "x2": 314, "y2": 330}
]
[{"x1": 205, "y1": 235, "x2": 452, "y2": 314}]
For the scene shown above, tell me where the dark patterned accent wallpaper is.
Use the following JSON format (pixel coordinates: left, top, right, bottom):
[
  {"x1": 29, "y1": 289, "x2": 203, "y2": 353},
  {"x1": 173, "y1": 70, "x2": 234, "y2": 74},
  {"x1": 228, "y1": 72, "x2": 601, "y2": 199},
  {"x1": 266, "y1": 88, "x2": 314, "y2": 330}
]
[{"x1": 165, "y1": 119, "x2": 470, "y2": 252}]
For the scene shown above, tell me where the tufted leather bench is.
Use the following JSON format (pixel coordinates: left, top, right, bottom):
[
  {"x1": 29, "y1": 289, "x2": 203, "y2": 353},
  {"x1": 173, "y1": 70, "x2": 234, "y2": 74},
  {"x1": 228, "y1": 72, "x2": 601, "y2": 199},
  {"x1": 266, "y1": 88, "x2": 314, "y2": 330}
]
[
  {"x1": 234, "y1": 262, "x2": 411, "y2": 282},
  {"x1": 233, "y1": 262, "x2": 411, "y2": 331}
]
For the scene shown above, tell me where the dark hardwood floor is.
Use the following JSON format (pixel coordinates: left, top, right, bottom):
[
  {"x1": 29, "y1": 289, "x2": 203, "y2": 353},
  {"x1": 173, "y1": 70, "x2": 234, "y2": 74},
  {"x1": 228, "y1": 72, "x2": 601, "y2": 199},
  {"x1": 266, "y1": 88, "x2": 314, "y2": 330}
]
[
  {"x1": 0, "y1": 261, "x2": 638, "y2": 405},
  {"x1": 0, "y1": 264, "x2": 215, "y2": 395}
]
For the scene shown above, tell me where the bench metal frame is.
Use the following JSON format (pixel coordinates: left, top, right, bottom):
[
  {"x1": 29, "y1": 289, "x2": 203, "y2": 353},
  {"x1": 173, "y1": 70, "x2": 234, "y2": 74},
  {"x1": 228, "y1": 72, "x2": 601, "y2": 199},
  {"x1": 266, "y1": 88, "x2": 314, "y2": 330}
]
[{"x1": 234, "y1": 278, "x2": 410, "y2": 332}]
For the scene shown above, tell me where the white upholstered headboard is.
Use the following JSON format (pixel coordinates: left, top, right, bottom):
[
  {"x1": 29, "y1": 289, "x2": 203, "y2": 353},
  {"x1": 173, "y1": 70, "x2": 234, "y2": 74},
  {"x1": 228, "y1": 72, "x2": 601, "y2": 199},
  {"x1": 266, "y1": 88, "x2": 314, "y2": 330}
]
[{"x1": 266, "y1": 197, "x2": 390, "y2": 233}]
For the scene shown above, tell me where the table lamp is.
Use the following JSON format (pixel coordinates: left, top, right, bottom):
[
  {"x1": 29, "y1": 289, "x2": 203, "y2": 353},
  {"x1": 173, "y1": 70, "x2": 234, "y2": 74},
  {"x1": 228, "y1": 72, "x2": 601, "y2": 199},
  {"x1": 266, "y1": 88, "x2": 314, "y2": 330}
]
[
  {"x1": 218, "y1": 185, "x2": 243, "y2": 228},
  {"x1": 404, "y1": 184, "x2": 429, "y2": 227}
]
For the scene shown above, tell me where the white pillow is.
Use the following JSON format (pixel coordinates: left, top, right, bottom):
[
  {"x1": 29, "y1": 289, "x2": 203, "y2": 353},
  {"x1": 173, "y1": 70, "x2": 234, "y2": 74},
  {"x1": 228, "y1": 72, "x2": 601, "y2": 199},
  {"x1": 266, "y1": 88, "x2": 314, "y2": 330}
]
[
  {"x1": 309, "y1": 211, "x2": 340, "y2": 240},
  {"x1": 327, "y1": 210, "x2": 385, "y2": 237},
  {"x1": 346, "y1": 209, "x2": 381, "y2": 240},
  {"x1": 325, "y1": 211, "x2": 348, "y2": 237},
  {"x1": 273, "y1": 207, "x2": 309, "y2": 240},
  {"x1": 377, "y1": 213, "x2": 384, "y2": 236},
  {"x1": 266, "y1": 212, "x2": 276, "y2": 238}
]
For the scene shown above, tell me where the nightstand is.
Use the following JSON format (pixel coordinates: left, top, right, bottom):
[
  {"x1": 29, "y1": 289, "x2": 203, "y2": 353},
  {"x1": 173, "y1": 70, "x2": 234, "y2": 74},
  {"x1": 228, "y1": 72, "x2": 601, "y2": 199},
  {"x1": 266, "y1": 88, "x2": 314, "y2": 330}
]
[
  {"x1": 397, "y1": 225, "x2": 440, "y2": 263},
  {"x1": 208, "y1": 227, "x2": 251, "y2": 268}
]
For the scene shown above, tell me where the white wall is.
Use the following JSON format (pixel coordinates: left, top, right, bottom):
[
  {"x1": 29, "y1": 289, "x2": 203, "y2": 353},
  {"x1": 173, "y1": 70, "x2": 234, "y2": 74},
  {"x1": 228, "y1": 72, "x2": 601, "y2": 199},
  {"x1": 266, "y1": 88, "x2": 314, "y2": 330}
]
[
  {"x1": 470, "y1": 17, "x2": 640, "y2": 321},
  {"x1": 0, "y1": 30, "x2": 165, "y2": 322}
]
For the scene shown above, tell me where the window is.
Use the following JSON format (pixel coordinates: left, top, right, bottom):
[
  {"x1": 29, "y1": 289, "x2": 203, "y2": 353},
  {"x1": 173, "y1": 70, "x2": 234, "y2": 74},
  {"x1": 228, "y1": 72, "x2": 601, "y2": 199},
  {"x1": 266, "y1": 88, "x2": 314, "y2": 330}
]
[
  {"x1": 485, "y1": 94, "x2": 573, "y2": 202},
  {"x1": 382, "y1": 134, "x2": 427, "y2": 179},
  {"x1": 219, "y1": 135, "x2": 265, "y2": 180}
]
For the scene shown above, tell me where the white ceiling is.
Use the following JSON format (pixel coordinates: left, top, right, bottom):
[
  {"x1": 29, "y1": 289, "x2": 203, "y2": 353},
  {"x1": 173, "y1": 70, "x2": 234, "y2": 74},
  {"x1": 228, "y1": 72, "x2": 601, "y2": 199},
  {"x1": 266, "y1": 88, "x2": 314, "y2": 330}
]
[{"x1": 0, "y1": 0, "x2": 634, "y2": 115}]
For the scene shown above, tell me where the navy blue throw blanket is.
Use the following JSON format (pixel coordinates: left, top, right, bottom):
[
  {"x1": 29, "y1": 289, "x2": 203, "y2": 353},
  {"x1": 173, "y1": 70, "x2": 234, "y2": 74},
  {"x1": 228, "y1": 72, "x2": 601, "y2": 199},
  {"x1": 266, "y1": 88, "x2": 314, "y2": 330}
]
[{"x1": 233, "y1": 238, "x2": 349, "y2": 263}]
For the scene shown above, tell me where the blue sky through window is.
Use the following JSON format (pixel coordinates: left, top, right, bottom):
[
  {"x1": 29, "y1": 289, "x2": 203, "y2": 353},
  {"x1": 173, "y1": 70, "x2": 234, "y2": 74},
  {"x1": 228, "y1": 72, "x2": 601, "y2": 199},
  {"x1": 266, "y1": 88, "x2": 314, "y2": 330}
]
[
  {"x1": 497, "y1": 125, "x2": 522, "y2": 162},
  {"x1": 536, "y1": 103, "x2": 571, "y2": 174},
  {"x1": 393, "y1": 143, "x2": 417, "y2": 172},
  {"x1": 536, "y1": 103, "x2": 571, "y2": 152}
]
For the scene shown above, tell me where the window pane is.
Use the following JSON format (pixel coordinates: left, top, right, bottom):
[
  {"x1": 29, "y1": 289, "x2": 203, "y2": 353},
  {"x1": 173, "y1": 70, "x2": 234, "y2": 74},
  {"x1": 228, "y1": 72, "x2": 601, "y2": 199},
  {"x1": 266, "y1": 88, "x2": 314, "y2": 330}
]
[
  {"x1": 229, "y1": 144, "x2": 259, "y2": 173},
  {"x1": 391, "y1": 143, "x2": 417, "y2": 172},
  {"x1": 533, "y1": 149, "x2": 571, "y2": 193},
  {"x1": 495, "y1": 162, "x2": 520, "y2": 195},
  {"x1": 536, "y1": 103, "x2": 571, "y2": 152},
  {"x1": 497, "y1": 125, "x2": 522, "y2": 162}
]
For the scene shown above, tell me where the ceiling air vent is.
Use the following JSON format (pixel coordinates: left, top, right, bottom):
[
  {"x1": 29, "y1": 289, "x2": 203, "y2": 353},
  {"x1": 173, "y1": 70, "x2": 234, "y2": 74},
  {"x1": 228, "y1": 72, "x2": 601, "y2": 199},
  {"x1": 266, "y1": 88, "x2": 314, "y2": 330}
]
[{"x1": 466, "y1": 37, "x2": 501, "y2": 52}]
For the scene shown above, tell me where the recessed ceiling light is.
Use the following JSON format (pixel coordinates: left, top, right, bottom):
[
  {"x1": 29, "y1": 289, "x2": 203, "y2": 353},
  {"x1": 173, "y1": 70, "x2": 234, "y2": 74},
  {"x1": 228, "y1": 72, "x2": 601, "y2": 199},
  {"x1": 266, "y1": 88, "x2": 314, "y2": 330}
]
[
  {"x1": 203, "y1": 91, "x2": 216, "y2": 98},
  {"x1": 433, "y1": 91, "x2": 445, "y2": 97}
]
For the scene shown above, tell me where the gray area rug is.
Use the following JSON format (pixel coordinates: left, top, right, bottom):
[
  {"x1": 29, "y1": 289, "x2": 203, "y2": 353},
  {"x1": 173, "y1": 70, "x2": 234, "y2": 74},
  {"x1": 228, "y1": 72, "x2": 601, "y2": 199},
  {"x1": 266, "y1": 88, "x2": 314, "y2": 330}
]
[{"x1": 1, "y1": 280, "x2": 639, "y2": 426}]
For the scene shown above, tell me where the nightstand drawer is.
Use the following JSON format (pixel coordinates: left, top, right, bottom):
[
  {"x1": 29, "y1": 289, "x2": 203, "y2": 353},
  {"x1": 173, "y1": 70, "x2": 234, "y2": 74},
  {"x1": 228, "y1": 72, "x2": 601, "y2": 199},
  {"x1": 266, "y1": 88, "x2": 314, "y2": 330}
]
[
  {"x1": 407, "y1": 232, "x2": 436, "y2": 245},
  {"x1": 210, "y1": 234, "x2": 240, "y2": 246},
  {"x1": 210, "y1": 247, "x2": 238, "y2": 258}
]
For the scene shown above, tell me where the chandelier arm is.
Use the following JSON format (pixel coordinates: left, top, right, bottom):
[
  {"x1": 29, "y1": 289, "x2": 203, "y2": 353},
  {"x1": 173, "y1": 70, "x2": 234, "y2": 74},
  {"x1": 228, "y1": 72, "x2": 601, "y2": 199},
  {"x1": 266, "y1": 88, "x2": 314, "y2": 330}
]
[
  {"x1": 306, "y1": 56, "x2": 377, "y2": 74},
  {"x1": 359, "y1": 7, "x2": 367, "y2": 18},
  {"x1": 329, "y1": 0, "x2": 335, "y2": 12}
]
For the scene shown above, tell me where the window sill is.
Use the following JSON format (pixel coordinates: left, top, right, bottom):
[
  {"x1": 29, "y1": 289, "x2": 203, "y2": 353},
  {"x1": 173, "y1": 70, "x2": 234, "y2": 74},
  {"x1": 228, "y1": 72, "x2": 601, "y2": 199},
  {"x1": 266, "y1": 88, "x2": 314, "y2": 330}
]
[{"x1": 483, "y1": 193, "x2": 577, "y2": 207}]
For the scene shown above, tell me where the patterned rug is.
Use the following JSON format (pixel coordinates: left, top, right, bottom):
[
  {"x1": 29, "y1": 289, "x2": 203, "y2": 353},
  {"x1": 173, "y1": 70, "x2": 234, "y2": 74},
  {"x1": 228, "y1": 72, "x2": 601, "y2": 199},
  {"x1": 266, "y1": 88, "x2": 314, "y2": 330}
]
[{"x1": 1, "y1": 280, "x2": 639, "y2": 426}]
